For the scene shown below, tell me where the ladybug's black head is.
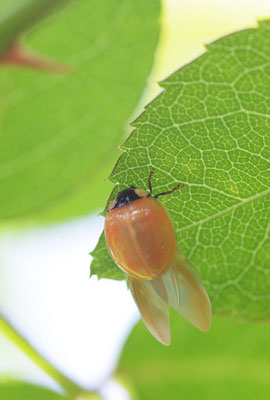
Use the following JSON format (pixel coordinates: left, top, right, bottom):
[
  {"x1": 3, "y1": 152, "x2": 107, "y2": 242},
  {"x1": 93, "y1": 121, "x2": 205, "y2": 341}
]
[
  {"x1": 108, "y1": 170, "x2": 182, "y2": 212},
  {"x1": 110, "y1": 187, "x2": 150, "y2": 210}
]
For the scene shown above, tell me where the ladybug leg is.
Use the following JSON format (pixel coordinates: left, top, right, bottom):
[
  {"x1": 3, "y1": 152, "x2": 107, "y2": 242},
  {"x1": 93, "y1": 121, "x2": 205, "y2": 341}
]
[{"x1": 154, "y1": 183, "x2": 184, "y2": 199}]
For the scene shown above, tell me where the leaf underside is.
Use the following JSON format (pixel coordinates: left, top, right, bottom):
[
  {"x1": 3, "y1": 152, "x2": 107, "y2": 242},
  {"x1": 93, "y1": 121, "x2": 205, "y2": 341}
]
[{"x1": 91, "y1": 20, "x2": 270, "y2": 321}]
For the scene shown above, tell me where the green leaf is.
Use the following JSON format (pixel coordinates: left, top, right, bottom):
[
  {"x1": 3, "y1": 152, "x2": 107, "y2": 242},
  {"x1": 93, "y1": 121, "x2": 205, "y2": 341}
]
[
  {"x1": 0, "y1": 381, "x2": 66, "y2": 400},
  {"x1": 117, "y1": 314, "x2": 270, "y2": 400},
  {"x1": 0, "y1": 0, "x2": 160, "y2": 221},
  {"x1": 91, "y1": 20, "x2": 270, "y2": 320},
  {"x1": 0, "y1": 0, "x2": 73, "y2": 56}
]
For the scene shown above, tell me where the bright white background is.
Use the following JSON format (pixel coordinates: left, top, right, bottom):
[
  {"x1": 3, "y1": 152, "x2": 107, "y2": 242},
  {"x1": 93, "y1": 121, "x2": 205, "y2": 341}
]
[{"x1": 1, "y1": 1, "x2": 270, "y2": 399}]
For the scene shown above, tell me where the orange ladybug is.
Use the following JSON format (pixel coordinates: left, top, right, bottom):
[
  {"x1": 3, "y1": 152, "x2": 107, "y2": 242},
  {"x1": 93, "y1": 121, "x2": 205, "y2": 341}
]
[{"x1": 105, "y1": 170, "x2": 211, "y2": 345}]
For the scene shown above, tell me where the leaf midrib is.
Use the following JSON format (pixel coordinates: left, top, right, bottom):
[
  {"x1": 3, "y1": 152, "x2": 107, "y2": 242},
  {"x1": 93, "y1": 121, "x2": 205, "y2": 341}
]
[{"x1": 177, "y1": 187, "x2": 270, "y2": 233}]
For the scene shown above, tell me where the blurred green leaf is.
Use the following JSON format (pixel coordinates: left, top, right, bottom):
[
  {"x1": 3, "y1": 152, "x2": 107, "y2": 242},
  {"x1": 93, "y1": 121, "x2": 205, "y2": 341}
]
[
  {"x1": 0, "y1": 0, "x2": 160, "y2": 221},
  {"x1": 91, "y1": 20, "x2": 270, "y2": 320},
  {"x1": 0, "y1": 0, "x2": 73, "y2": 56},
  {"x1": 0, "y1": 381, "x2": 66, "y2": 399},
  {"x1": 117, "y1": 314, "x2": 270, "y2": 400}
]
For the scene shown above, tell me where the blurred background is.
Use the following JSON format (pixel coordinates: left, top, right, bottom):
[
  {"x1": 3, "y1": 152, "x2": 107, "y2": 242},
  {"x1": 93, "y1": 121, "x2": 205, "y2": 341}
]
[{"x1": 0, "y1": 0, "x2": 270, "y2": 399}]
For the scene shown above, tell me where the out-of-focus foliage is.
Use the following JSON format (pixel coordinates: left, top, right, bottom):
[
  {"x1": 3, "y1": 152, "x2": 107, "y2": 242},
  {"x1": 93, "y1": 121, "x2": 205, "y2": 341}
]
[
  {"x1": 0, "y1": 0, "x2": 160, "y2": 222},
  {"x1": 0, "y1": 0, "x2": 73, "y2": 56},
  {"x1": 0, "y1": 382, "x2": 66, "y2": 400},
  {"x1": 117, "y1": 314, "x2": 270, "y2": 400},
  {"x1": 91, "y1": 20, "x2": 270, "y2": 321}
]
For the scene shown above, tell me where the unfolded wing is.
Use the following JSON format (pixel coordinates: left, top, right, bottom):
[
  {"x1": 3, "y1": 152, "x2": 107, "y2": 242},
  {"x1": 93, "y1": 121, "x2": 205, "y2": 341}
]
[
  {"x1": 150, "y1": 248, "x2": 212, "y2": 332},
  {"x1": 128, "y1": 275, "x2": 171, "y2": 345},
  {"x1": 128, "y1": 248, "x2": 211, "y2": 345}
]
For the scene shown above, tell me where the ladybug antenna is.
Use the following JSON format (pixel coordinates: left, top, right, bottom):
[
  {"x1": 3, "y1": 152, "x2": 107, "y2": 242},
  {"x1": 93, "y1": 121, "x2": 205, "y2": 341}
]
[{"x1": 154, "y1": 183, "x2": 184, "y2": 199}]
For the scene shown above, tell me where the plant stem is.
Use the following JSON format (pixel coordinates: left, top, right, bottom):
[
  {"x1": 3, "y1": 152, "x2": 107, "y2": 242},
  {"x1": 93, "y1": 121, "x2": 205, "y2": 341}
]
[{"x1": 0, "y1": 310, "x2": 86, "y2": 398}]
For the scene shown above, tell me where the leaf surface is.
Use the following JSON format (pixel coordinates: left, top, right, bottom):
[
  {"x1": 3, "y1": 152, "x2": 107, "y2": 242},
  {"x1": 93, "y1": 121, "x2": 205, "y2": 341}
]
[
  {"x1": 0, "y1": 381, "x2": 66, "y2": 399},
  {"x1": 117, "y1": 314, "x2": 270, "y2": 400},
  {"x1": 0, "y1": 0, "x2": 74, "y2": 55},
  {"x1": 91, "y1": 20, "x2": 270, "y2": 320},
  {"x1": 0, "y1": 0, "x2": 160, "y2": 221}
]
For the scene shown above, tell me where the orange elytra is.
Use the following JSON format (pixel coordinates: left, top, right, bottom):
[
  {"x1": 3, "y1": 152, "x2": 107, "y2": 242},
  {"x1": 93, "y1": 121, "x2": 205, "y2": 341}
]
[{"x1": 104, "y1": 170, "x2": 212, "y2": 345}]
